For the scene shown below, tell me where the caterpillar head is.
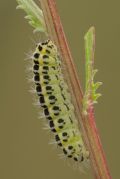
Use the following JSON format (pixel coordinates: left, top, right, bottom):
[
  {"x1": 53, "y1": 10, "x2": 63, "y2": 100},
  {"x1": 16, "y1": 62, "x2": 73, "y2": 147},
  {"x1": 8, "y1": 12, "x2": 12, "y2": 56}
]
[{"x1": 36, "y1": 40, "x2": 58, "y2": 58}]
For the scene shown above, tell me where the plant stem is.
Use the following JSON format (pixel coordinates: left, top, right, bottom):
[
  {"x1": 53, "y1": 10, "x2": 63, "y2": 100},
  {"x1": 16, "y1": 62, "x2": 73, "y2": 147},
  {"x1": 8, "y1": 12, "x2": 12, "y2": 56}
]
[{"x1": 39, "y1": 0, "x2": 112, "y2": 178}]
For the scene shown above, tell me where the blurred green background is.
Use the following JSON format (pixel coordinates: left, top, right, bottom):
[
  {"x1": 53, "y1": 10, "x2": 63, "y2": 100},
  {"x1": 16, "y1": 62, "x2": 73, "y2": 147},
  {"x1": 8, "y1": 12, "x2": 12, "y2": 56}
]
[{"x1": 0, "y1": 0, "x2": 119, "y2": 178}]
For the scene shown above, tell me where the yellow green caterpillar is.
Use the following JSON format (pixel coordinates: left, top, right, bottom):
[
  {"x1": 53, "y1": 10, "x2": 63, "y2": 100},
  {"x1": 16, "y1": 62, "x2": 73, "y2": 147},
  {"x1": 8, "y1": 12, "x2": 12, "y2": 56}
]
[{"x1": 31, "y1": 39, "x2": 89, "y2": 163}]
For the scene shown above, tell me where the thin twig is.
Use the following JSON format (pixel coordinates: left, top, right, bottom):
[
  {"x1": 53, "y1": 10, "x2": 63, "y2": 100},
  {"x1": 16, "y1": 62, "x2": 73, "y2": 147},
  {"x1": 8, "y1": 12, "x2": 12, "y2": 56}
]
[{"x1": 39, "y1": 0, "x2": 112, "y2": 178}]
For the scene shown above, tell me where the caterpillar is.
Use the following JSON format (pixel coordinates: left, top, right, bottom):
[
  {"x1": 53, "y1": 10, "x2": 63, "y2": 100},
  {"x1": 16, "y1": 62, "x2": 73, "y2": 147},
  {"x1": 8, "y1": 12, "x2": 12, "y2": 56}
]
[{"x1": 30, "y1": 39, "x2": 89, "y2": 164}]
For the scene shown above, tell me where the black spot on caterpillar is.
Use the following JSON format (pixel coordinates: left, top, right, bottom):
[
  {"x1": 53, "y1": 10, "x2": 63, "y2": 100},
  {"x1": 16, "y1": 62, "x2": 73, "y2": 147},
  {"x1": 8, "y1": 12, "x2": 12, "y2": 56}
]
[
  {"x1": 34, "y1": 53, "x2": 40, "y2": 59},
  {"x1": 31, "y1": 39, "x2": 89, "y2": 164}
]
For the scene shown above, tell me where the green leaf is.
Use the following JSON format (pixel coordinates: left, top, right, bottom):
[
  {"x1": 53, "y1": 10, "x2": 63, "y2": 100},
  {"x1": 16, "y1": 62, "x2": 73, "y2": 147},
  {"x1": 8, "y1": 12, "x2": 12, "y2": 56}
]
[
  {"x1": 16, "y1": 0, "x2": 47, "y2": 33},
  {"x1": 92, "y1": 82, "x2": 102, "y2": 91},
  {"x1": 83, "y1": 27, "x2": 102, "y2": 114}
]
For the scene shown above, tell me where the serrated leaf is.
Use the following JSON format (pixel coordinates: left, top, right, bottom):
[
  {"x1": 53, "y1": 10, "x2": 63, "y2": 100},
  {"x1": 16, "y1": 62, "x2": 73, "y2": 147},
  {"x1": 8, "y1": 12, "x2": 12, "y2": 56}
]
[
  {"x1": 16, "y1": 0, "x2": 47, "y2": 33},
  {"x1": 92, "y1": 82, "x2": 102, "y2": 91},
  {"x1": 93, "y1": 93, "x2": 102, "y2": 101},
  {"x1": 83, "y1": 27, "x2": 102, "y2": 114}
]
